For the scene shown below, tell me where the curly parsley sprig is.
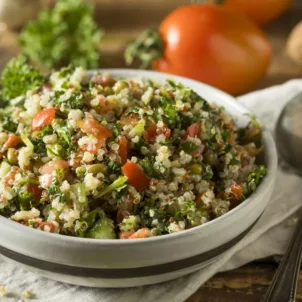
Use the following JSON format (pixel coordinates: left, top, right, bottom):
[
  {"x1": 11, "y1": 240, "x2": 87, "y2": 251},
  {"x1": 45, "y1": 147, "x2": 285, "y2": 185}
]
[{"x1": 19, "y1": 0, "x2": 103, "y2": 69}]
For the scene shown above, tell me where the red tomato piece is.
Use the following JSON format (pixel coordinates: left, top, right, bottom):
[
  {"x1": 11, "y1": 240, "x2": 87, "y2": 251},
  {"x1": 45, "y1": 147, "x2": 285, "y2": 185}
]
[
  {"x1": 120, "y1": 113, "x2": 139, "y2": 127},
  {"x1": 121, "y1": 161, "x2": 150, "y2": 191},
  {"x1": 40, "y1": 159, "x2": 69, "y2": 175},
  {"x1": 184, "y1": 123, "x2": 201, "y2": 139},
  {"x1": 77, "y1": 118, "x2": 113, "y2": 139},
  {"x1": 91, "y1": 74, "x2": 116, "y2": 87},
  {"x1": 32, "y1": 108, "x2": 56, "y2": 130},
  {"x1": 129, "y1": 228, "x2": 152, "y2": 239},
  {"x1": 195, "y1": 193, "x2": 204, "y2": 208},
  {"x1": 28, "y1": 183, "x2": 42, "y2": 201},
  {"x1": 1, "y1": 136, "x2": 21, "y2": 152},
  {"x1": 230, "y1": 183, "x2": 243, "y2": 200},
  {"x1": 144, "y1": 123, "x2": 171, "y2": 143},
  {"x1": 120, "y1": 231, "x2": 135, "y2": 239},
  {"x1": 118, "y1": 136, "x2": 128, "y2": 165}
]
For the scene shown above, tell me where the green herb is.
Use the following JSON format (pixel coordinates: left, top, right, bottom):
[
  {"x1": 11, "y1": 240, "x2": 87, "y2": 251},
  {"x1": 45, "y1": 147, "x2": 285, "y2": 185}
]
[
  {"x1": 75, "y1": 166, "x2": 86, "y2": 178},
  {"x1": 161, "y1": 103, "x2": 180, "y2": 129},
  {"x1": 139, "y1": 158, "x2": 159, "y2": 178},
  {"x1": 74, "y1": 220, "x2": 89, "y2": 237},
  {"x1": 181, "y1": 141, "x2": 199, "y2": 153},
  {"x1": 112, "y1": 123, "x2": 121, "y2": 138},
  {"x1": 108, "y1": 161, "x2": 121, "y2": 173},
  {"x1": 221, "y1": 130, "x2": 231, "y2": 143},
  {"x1": 18, "y1": 179, "x2": 40, "y2": 185},
  {"x1": 47, "y1": 184, "x2": 66, "y2": 203},
  {"x1": 2, "y1": 118, "x2": 18, "y2": 133},
  {"x1": 244, "y1": 113, "x2": 261, "y2": 128},
  {"x1": 47, "y1": 169, "x2": 66, "y2": 202},
  {"x1": 18, "y1": 191, "x2": 35, "y2": 211},
  {"x1": 19, "y1": 0, "x2": 103, "y2": 69},
  {"x1": 201, "y1": 163, "x2": 214, "y2": 180},
  {"x1": 96, "y1": 176, "x2": 128, "y2": 198},
  {"x1": 21, "y1": 133, "x2": 34, "y2": 150},
  {"x1": 244, "y1": 165, "x2": 267, "y2": 197},
  {"x1": 126, "y1": 106, "x2": 139, "y2": 115},
  {"x1": 53, "y1": 91, "x2": 84, "y2": 113},
  {"x1": 1, "y1": 56, "x2": 44, "y2": 101},
  {"x1": 52, "y1": 119, "x2": 73, "y2": 155},
  {"x1": 47, "y1": 143, "x2": 67, "y2": 158}
]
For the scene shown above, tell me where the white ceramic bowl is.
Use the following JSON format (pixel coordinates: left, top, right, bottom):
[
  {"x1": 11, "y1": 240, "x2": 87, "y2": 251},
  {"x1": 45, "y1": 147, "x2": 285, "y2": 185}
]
[{"x1": 0, "y1": 69, "x2": 278, "y2": 288}]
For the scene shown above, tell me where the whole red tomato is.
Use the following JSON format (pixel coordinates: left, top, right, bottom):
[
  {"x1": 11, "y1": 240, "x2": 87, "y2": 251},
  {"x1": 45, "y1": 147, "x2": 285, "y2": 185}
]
[
  {"x1": 223, "y1": 0, "x2": 293, "y2": 25},
  {"x1": 126, "y1": 4, "x2": 271, "y2": 95}
]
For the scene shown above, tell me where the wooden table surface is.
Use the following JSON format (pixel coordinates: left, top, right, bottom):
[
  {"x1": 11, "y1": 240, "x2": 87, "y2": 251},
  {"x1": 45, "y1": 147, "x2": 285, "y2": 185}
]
[{"x1": 0, "y1": 1, "x2": 301, "y2": 301}]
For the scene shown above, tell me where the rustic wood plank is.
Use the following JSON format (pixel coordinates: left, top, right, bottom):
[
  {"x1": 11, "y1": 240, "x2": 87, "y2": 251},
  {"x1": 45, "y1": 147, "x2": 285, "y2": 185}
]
[{"x1": 187, "y1": 263, "x2": 302, "y2": 302}]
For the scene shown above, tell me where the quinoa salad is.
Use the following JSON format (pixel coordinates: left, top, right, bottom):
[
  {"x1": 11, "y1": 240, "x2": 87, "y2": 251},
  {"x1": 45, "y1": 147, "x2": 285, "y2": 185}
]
[{"x1": 0, "y1": 64, "x2": 266, "y2": 239}]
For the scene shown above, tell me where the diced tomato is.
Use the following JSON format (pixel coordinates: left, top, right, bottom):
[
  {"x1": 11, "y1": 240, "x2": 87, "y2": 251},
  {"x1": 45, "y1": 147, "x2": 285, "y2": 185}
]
[
  {"x1": 120, "y1": 231, "x2": 135, "y2": 239},
  {"x1": 40, "y1": 159, "x2": 69, "y2": 175},
  {"x1": 28, "y1": 182, "x2": 42, "y2": 201},
  {"x1": 129, "y1": 228, "x2": 152, "y2": 239},
  {"x1": 183, "y1": 106, "x2": 189, "y2": 112},
  {"x1": 144, "y1": 123, "x2": 171, "y2": 143},
  {"x1": 77, "y1": 118, "x2": 113, "y2": 139},
  {"x1": 184, "y1": 122, "x2": 201, "y2": 139},
  {"x1": 120, "y1": 113, "x2": 139, "y2": 127},
  {"x1": 1, "y1": 135, "x2": 21, "y2": 152},
  {"x1": 230, "y1": 184, "x2": 243, "y2": 200},
  {"x1": 32, "y1": 108, "x2": 56, "y2": 131},
  {"x1": 39, "y1": 159, "x2": 69, "y2": 189},
  {"x1": 118, "y1": 136, "x2": 128, "y2": 165},
  {"x1": 217, "y1": 191, "x2": 226, "y2": 199},
  {"x1": 195, "y1": 193, "x2": 204, "y2": 208},
  {"x1": 91, "y1": 74, "x2": 116, "y2": 87},
  {"x1": 121, "y1": 161, "x2": 150, "y2": 191},
  {"x1": 217, "y1": 184, "x2": 243, "y2": 209}
]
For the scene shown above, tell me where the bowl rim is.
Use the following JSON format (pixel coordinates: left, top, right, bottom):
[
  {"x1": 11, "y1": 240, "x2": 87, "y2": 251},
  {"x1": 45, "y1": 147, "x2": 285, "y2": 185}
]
[{"x1": 0, "y1": 68, "x2": 278, "y2": 245}]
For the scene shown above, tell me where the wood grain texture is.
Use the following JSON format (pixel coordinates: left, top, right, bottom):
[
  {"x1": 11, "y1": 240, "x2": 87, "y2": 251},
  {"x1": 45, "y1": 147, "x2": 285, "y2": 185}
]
[{"x1": 187, "y1": 263, "x2": 302, "y2": 302}]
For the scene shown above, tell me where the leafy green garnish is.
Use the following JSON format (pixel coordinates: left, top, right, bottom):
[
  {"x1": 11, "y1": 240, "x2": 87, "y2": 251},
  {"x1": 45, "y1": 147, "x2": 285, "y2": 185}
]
[
  {"x1": 52, "y1": 119, "x2": 73, "y2": 156},
  {"x1": 108, "y1": 161, "x2": 121, "y2": 173},
  {"x1": 19, "y1": 0, "x2": 103, "y2": 69},
  {"x1": 161, "y1": 103, "x2": 180, "y2": 129},
  {"x1": 2, "y1": 118, "x2": 18, "y2": 133},
  {"x1": 201, "y1": 163, "x2": 214, "y2": 181},
  {"x1": 1, "y1": 56, "x2": 44, "y2": 101},
  {"x1": 96, "y1": 176, "x2": 128, "y2": 198},
  {"x1": 53, "y1": 91, "x2": 84, "y2": 113},
  {"x1": 31, "y1": 125, "x2": 53, "y2": 154},
  {"x1": 244, "y1": 165, "x2": 267, "y2": 197},
  {"x1": 47, "y1": 169, "x2": 66, "y2": 203},
  {"x1": 181, "y1": 141, "x2": 199, "y2": 153},
  {"x1": 21, "y1": 133, "x2": 34, "y2": 150},
  {"x1": 244, "y1": 113, "x2": 261, "y2": 128},
  {"x1": 18, "y1": 191, "x2": 35, "y2": 211},
  {"x1": 139, "y1": 158, "x2": 159, "y2": 178}
]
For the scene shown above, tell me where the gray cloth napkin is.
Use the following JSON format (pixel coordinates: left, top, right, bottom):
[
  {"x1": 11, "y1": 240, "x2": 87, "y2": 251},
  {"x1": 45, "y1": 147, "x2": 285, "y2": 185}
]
[{"x1": 1, "y1": 80, "x2": 302, "y2": 302}]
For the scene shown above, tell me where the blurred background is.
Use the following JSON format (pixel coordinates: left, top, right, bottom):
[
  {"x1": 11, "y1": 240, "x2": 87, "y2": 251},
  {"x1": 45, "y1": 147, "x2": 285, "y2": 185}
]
[{"x1": 0, "y1": 0, "x2": 301, "y2": 95}]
